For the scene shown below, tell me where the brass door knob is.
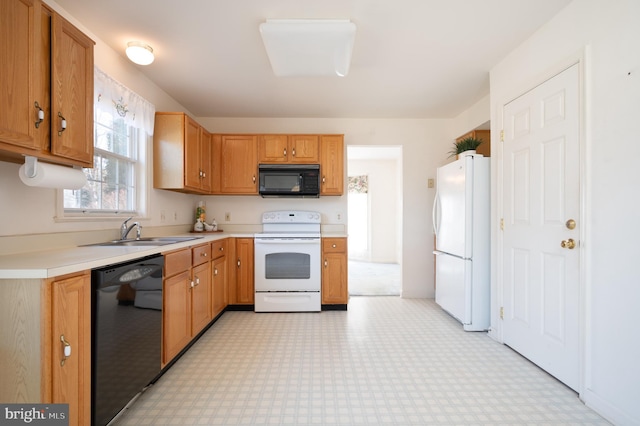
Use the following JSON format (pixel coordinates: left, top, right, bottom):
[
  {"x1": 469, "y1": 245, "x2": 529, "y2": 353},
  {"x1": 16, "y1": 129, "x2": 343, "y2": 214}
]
[
  {"x1": 561, "y1": 238, "x2": 576, "y2": 249},
  {"x1": 566, "y1": 219, "x2": 576, "y2": 230}
]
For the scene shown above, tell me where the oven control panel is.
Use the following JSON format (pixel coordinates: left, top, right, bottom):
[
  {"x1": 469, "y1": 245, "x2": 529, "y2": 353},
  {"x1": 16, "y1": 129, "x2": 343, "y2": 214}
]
[{"x1": 261, "y1": 210, "x2": 321, "y2": 224}]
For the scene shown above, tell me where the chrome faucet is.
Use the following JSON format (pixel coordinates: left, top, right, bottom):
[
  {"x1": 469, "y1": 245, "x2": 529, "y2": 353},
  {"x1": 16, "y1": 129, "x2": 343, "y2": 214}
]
[{"x1": 120, "y1": 217, "x2": 142, "y2": 240}]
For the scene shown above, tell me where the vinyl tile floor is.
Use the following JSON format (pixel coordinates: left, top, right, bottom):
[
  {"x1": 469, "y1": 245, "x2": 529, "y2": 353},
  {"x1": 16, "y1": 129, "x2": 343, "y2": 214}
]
[{"x1": 113, "y1": 297, "x2": 608, "y2": 425}]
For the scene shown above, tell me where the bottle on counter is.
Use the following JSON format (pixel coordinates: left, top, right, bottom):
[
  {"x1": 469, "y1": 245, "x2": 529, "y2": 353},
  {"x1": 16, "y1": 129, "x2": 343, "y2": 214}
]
[
  {"x1": 194, "y1": 218, "x2": 204, "y2": 232},
  {"x1": 196, "y1": 201, "x2": 206, "y2": 223},
  {"x1": 211, "y1": 218, "x2": 217, "y2": 231}
]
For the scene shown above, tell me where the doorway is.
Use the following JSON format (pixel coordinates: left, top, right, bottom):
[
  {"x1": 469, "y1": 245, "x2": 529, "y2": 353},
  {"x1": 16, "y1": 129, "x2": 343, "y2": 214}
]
[{"x1": 347, "y1": 146, "x2": 402, "y2": 296}]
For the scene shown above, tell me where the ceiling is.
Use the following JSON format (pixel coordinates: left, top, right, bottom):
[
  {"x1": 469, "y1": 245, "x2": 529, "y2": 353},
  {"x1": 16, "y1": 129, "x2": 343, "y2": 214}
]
[{"x1": 54, "y1": 0, "x2": 571, "y2": 119}]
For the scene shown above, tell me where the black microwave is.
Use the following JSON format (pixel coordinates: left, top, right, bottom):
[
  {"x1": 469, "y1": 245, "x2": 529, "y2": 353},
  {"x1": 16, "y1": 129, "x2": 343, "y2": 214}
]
[{"x1": 258, "y1": 164, "x2": 320, "y2": 197}]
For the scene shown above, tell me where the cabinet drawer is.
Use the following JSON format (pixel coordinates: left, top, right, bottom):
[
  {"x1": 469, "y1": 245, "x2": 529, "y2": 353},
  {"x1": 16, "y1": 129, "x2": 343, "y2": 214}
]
[
  {"x1": 192, "y1": 243, "x2": 212, "y2": 266},
  {"x1": 211, "y1": 239, "x2": 228, "y2": 259},
  {"x1": 164, "y1": 248, "x2": 191, "y2": 277},
  {"x1": 323, "y1": 238, "x2": 346, "y2": 253}
]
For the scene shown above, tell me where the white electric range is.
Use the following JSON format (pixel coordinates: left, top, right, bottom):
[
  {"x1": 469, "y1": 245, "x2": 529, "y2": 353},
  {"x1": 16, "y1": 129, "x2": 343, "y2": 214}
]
[{"x1": 254, "y1": 210, "x2": 321, "y2": 312}]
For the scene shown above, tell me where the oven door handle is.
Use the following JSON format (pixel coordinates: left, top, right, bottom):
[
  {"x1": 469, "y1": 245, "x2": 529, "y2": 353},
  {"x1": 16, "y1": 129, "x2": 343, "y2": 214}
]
[{"x1": 255, "y1": 239, "x2": 320, "y2": 244}]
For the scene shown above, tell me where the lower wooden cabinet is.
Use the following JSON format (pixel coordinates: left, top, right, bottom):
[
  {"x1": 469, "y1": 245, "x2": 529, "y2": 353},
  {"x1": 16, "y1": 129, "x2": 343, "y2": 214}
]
[
  {"x1": 191, "y1": 243, "x2": 212, "y2": 335},
  {"x1": 162, "y1": 266, "x2": 192, "y2": 365},
  {"x1": 234, "y1": 238, "x2": 255, "y2": 304},
  {"x1": 162, "y1": 243, "x2": 213, "y2": 365},
  {"x1": 0, "y1": 271, "x2": 91, "y2": 426},
  {"x1": 211, "y1": 239, "x2": 228, "y2": 317},
  {"x1": 42, "y1": 271, "x2": 92, "y2": 426},
  {"x1": 322, "y1": 238, "x2": 348, "y2": 305},
  {"x1": 212, "y1": 255, "x2": 228, "y2": 317}
]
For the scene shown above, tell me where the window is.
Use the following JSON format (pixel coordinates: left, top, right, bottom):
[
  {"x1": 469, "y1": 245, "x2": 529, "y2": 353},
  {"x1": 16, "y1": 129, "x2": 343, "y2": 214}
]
[{"x1": 61, "y1": 68, "x2": 155, "y2": 218}]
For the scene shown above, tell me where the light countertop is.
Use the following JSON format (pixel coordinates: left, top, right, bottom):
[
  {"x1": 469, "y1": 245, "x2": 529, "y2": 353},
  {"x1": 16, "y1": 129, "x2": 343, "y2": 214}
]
[
  {"x1": 0, "y1": 232, "x2": 346, "y2": 280},
  {"x1": 0, "y1": 233, "x2": 237, "y2": 279}
]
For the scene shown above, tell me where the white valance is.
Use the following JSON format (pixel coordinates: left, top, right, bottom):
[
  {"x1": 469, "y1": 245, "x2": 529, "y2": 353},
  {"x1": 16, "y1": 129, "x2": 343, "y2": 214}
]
[{"x1": 94, "y1": 67, "x2": 155, "y2": 135}]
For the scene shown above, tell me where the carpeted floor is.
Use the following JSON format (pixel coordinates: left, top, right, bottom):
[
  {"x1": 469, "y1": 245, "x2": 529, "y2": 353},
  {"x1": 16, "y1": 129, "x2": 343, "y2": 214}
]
[{"x1": 348, "y1": 260, "x2": 401, "y2": 296}]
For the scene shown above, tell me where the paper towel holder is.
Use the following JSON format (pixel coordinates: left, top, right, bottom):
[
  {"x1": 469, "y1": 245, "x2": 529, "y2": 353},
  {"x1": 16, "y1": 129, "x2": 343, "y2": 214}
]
[{"x1": 24, "y1": 156, "x2": 39, "y2": 178}]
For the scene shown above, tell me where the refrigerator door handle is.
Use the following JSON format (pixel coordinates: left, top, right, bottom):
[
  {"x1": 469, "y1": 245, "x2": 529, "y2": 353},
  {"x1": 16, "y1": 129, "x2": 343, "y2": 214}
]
[{"x1": 432, "y1": 191, "x2": 440, "y2": 236}]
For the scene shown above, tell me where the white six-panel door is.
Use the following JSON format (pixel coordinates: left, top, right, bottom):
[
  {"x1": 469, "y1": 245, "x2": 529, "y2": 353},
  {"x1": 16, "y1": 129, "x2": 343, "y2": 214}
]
[{"x1": 502, "y1": 63, "x2": 581, "y2": 390}]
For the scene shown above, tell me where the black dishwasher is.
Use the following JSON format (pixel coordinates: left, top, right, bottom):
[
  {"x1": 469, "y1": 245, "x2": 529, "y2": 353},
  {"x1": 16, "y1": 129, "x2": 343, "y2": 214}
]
[{"x1": 91, "y1": 254, "x2": 164, "y2": 426}]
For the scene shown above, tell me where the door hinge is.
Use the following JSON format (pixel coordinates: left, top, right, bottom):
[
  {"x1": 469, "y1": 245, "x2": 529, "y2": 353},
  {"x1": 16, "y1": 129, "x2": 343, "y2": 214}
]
[
  {"x1": 500, "y1": 307, "x2": 504, "y2": 320},
  {"x1": 500, "y1": 218, "x2": 504, "y2": 230},
  {"x1": 500, "y1": 130, "x2": 504, "y2": 142}
]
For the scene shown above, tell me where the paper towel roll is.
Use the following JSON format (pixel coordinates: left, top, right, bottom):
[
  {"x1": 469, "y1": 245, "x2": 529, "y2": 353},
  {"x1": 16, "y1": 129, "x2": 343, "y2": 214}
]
[{"x1": 19, "y1": 161, "x2": 87, "y2": 189}]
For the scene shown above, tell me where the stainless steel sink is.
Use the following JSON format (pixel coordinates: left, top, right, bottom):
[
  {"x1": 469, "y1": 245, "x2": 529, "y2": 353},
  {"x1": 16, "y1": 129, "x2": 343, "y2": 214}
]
[{"x1": 84, "y1": 236, "x2": 203, "y2": 247}]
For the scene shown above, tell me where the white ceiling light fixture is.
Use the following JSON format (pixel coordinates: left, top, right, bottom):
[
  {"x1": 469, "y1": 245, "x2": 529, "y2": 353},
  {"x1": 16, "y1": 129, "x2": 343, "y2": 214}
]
[
  {"x1": 126, "y1": 41, "x2": 154, "y2": 65},
  {"x1": 259, "y1": 19, "x2": 356, "y2": 77}
]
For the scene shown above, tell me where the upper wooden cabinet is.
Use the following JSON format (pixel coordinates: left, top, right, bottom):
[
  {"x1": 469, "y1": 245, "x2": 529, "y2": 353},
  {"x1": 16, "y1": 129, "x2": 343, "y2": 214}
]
[
  {"x1": 456, "y1": 129, "x2": 491, "y2": 157},
  {"x1": 154, "y1": 112, "x2": 212, "y2": 194},
  {"x1": 320, "y1": 135, "x2": 344, "y2": 195},
  {"x1": 0, "y1": 0, "x2": 94, "y2": 167},
  {"x1": 156, "y1": 129, "x2": 343, "y2": 196},
  {"x1": 258, "y1": 134, "x2": 319, "y2": 164},
  {"x1": 219, "y1": 134, "x2": 258, "y2": 194}
]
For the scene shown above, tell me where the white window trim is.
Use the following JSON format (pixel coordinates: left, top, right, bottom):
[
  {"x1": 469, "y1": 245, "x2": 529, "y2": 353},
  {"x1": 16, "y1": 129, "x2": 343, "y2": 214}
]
[{"x1": 54, "y1": 132, "x2": 151, "y2": 222}]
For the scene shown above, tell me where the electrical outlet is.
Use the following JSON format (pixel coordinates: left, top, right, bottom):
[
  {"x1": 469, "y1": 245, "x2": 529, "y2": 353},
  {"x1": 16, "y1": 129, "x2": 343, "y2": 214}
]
[
  {"x1": 225, "y1": 212, "x2": 231, "y2": 222},
  {"x1": 428, "y1": 178, "x2": 435, "y2": 188},
  {"x1": 174, "y1": 211, "x2": 178, "y2": 222},
  {"x1": 160, "y1": 210, "x2": 166, "y2": 223},
  {"x1": 336, "y1": 212, "x2": 342, "y2": 220}
]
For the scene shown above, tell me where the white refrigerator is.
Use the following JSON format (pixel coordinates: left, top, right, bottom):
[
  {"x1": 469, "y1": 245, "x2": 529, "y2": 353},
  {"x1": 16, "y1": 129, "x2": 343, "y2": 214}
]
[{"x1": 433, "y1": 154, "x2": 490, "y2": 331}]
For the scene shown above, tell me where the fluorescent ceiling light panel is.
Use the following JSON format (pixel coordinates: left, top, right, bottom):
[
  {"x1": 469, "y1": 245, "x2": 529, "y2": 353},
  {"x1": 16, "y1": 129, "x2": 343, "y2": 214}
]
[{"x1": 260, "y1": 19, "x2": 356, "y2": 77}]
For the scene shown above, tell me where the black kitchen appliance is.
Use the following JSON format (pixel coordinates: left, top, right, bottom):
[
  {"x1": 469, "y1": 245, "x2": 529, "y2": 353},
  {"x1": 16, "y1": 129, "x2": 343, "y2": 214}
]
[
  {"x1": 258, "y1": 164, "x2": 320, "y2": 197},
  {"x1": 91, "y1": 254, "x2": 164, "y2": 425}
]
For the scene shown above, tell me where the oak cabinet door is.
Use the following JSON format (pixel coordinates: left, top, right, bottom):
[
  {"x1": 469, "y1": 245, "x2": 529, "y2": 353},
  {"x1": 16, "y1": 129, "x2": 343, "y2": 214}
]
[
  {"x1": 162, "y1": 270, "x2": 192, "y2": 364},
  {"x1": 322, "y1": 238, "x2": 348, "y2": 304},
  {"x1": 0, "y1": 0, "x2": 42, "y2": 151},
  {"x1": 50, "y1": 12, "x2": 94, "y2": 165},
  {"x1": 288, "y1": 135, "x2": 319, "y2": 163},
  {"x1": 50, "y1": 272, "x2": 91, "y2": 426},
  {"x1": 191, "y1": 261, "x2": 212, "y2": 335},
  {"x1": 235, "y1": 238, "x2": 255, "y2": 304},
  {"x1": 320, "y1": 135, "x2": 344, "y2": 195},
  {"x1": 212, "y1": 255, "x2": 228, "y2": 317},
  {"x1": 220, "y1": 135, "x2": 258, "y2": 194}
]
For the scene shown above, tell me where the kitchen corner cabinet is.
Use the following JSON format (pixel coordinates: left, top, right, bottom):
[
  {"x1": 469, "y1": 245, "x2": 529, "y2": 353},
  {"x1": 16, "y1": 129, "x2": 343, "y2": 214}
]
[
  {"x1": 162, "y1": 243, "x2": 212, "y2": 365},
  {"x1": 322, "y1": 238, "x2": 348, "y2": 304},
  {"x1": 0, "y1": 0, "x2": 94, "y2": 167},
  {"x1": 153, "y1": 112, "x2": 212, "y2": 194},
  {"x1": 258, "y1": 134, "x2": 319, "y2": 164},
  {"x1": 211, "y1": 239, "x2": 229, "y2": 317},
  {"x1": 456, "y1": 129, "x2": 491, "y2": 157},
  {"x1": 232, "y1": 238, "x2": 254, "y2": 305},
  {"x1": 320, "y1": 135, "x2": 344, "y2": 195}
]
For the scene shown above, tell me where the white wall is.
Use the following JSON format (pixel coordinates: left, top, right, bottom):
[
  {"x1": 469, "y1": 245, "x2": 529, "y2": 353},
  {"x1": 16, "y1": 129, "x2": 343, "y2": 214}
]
[
  {"x1": 451, "y1": 94, "x2": 490, "y2": 139},
  {"x1": 490, "y1": 0, "x2": 640, "y2": 424}
]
